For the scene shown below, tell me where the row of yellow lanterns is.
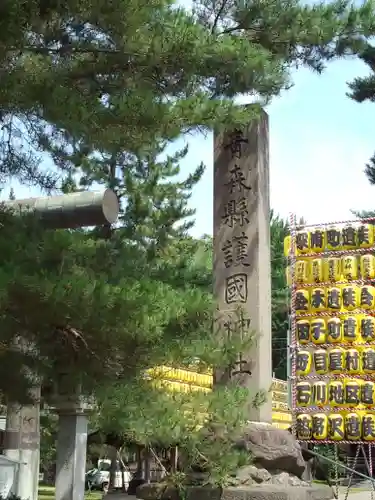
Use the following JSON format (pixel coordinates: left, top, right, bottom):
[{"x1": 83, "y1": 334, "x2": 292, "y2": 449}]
[
  {"x1": 284, "y1": 224, "x2": 375, "y2": 256},
  {"x1": 146, "y1": 366, "x2": 213, "y2": 389}
]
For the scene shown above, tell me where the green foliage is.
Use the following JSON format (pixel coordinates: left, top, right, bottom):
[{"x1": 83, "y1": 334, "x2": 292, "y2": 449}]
[
  {"x1": 312, "y1": 444, "x2": 346, "y2": 480},
  {"x1": 348, "y1": 43, "x2": 375, "y2": 104},
  {"x1": 39, "y1": 413, "x2": 58, "y2": 474},
  {"x1": 95, "y1": 379, "x2": 251, "y2": 486},
  {"x1": 351, "y1": 209, "x2": 375, "y2": 221},
  {"x1": 0, "y1": 210, "x2": 219, "y2": 400},
  {"x1": 348, "y1": 43, "x2": 375, "y2": 184}
]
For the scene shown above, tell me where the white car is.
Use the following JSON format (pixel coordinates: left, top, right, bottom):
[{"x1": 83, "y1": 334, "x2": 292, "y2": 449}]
[{"x1": 86, "y1": 459, "x2": 132, "y2": 492}]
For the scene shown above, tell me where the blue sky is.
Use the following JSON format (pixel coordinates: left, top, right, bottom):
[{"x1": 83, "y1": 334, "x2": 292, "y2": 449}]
[{"x1": 4, "y1": 56, "x2": 375, "y2": 238}]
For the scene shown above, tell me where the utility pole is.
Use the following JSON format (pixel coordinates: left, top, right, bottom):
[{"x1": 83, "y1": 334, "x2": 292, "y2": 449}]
[{"x1": 3, "y1": 189, "x2": 120, "y2": 500}]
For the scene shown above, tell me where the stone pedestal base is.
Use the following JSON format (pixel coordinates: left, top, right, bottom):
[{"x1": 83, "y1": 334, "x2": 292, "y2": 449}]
[
  {"x1": 135, "y1": 484, "x2": 333, "y2": 500},
  {"x1": 51, "y1": 386, "x2": 93, "y2": 500},
  {"x1": 222, "y1": 485, "x2": 333, "y2": 500}
]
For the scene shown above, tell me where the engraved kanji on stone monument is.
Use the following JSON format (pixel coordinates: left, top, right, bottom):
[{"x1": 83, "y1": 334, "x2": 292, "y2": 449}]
[
  {"x1": 222, "y1": 232, "x2": 250, "y2": 268},
  {"x1": 213, "y1": 110, "x2": 272, "y2": 422},
  {"x1": 218, "y1": 310, "x2": 253, "y2": 378},
  {"x1": 222, "y1": 198, "x2": 249, "y2": 228},
  {"x1": 225, "y1": 129, "x2": 249, "y2": 159},
  {"x1": 225, "y1": 273, "x2": 248, "y2": 304}
]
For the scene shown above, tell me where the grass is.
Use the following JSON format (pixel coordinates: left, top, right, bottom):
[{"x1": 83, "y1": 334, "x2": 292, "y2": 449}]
[{"x1": 38, "y1": 486, "x2": 102, "y2": 500}]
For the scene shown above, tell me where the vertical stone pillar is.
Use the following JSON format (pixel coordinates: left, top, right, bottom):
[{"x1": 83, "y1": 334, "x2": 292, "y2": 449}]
[
  {"x1": 213, "y1": 109, "x2": 272, "y2": 423},
  {"x1": 55, "y1": 411, "x2": 88, "y2": 500},
  {"x1": 4, "y1": 387, "x2": 41, "y2": 500},
  {"x1": 53, "y1": 374, "x2": 92, "y2": 500}
]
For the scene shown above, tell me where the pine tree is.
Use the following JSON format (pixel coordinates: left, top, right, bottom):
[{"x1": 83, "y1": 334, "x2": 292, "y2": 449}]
[
  {"x1": 348, "y1": 43, "x2": 375, "y2": 184},
  {"x1": 0, "y1": 213, "x2": 226, "y2": 401},
  {"x1": 56, "y1": 142, "x2": 205, "y2": 250},
  {"x1": 1, "y1": 0, "x2": 375, "y2": 186}
]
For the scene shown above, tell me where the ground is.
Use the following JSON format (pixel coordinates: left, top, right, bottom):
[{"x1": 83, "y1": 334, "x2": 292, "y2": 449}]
[
  {"x1": 38, "y1": 484, "x2": 375, "y2": 499},
  {"x1": 38, "y1": 486, "x2": 102, "y2": 500},
  {"x1": 338, "y1": 491, "x2": 375, "y2": 499}
]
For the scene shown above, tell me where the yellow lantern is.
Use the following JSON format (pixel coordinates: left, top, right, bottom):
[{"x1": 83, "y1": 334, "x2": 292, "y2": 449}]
[
  {"x1": 314, "y1": 349, "x2": 328, "y2": 374},
  {"x1": 362, "y1": 413, "x2": 375, "y2": 441},
  {"x1": 327, "y1": 287, "x2": 341, "y2": 312},
  {"x1": 295, "y1": 259, "x2": 311, "y2": 284},
  {"x1": 360, "y1": 316, "x2": 375, "y2": 342},
  {"x1": 296, "y1": 319, "x2": 310, "y2": 345},
  {"x1": 342, "y1": 316, "x2": 359, "y2": 343},
  {"x1": 295, "y1": 289, "x2": 310, "y2": 314},
  {"x1": 345, "y1": 348, "x2": 361, "y2": 375},
  {"x1": 341, "y1": 256, "x2": 359, "y2": 281},
  {"x1": 324, "y1": 257, "x2": 341, "y2": 283},
  {"x1": 360, "y1": 285, "x2": 375, "y2": 310},
  {"x1": 328, "y1": 414, "x2": 345, "y2": 441},
  {"x1": 296, "y1": 351, "x2": 312, "y2": 376},
  {"x1": 328, "y1": 381, "x2": 344, "y2": 407},
  {"x1": 204, "y1": 374, "x2": 213, "y2": 388},
  {"x1": 296, "y1": 381, "x2": 312, "y2": 407},
  {"x1": 310, "y1": 228, "x2": 325, "y2": 253},
  {"x1": 361, "y1": 381, "x2": 375, "y2": 407},
  {"x1": 310, "y1": 288, "x2": 327, "y2": 312},
  {"x1": 296, "y1": 230, "x2": 310, "y2": 254},
  {"x1": 360, "y1": 254, "x2": 375, "y2": 280},
  {"x1": 344, "y1": 378, "x2": 361, "y2": 407},
  {"x1": 362, "y1": 347, "x2": 375, "y2": 374},
  {"x1": 327, "y1": 317, "x2": 342, "y2": 343},
  {"x1": 328, "y1": 348, "x2": 344, "y2": 374},
  {"x1": 311, "y1": 258, "x2": 324, "y2": 283},
  {"x1": 310, "y1": 318, "x2": 326, "y2": 344},
  {"x1": 341, "y1": 225, "x2": 358, "y2": 250},
  {"x1": 312, "y1": 413, "x2": 328, "y2": 440},
  {"x1": 345, "y1": 412, "x2": 362, "y2": 441},
  {"x1": 341, "y1": 284, "x2": 359, "y2": 311},
  {"x1": 358, "y1": 224, "x2": 374, "y2": 249},
  {"x1": 312, "y1": 381, "x2": 328, "y2": 406},
  {"x1": 326, "y1": 226, "x2": 342, "y2": 251},
  {"x1": 296, "y1": 413, "x2": 312, "y2": 440}
]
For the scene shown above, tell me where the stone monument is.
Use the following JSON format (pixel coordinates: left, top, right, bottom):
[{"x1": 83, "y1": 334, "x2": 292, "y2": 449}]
[
  {"x1": 211, "y1": 110, "x2": 332, "y2": 498},
  {"x1": 213, "y1": 109, "x2": 272, "y2": 422}
]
